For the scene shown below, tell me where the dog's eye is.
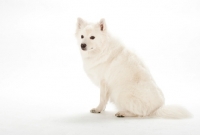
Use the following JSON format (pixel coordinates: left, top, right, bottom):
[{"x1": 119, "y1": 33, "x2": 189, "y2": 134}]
[
  {"x1": 90, "y1": 36, "x2": 95, "y2": 40},
  {"x1": 81, "y1": 35, "x2": 84, "y2": 39}
]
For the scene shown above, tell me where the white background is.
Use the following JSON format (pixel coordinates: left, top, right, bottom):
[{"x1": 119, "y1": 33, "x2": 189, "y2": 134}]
[{"x1": 0, "y1": 0, "x2": 200, "y2": 135}]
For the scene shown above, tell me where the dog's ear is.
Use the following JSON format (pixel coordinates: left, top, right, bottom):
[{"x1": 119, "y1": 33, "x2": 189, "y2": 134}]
[
  {"x1": 99, "y1": 18, "x2": 106, "y2": 31},
  {"x1": 77, "y1": 18, "x2": 86, "y2": 29}
]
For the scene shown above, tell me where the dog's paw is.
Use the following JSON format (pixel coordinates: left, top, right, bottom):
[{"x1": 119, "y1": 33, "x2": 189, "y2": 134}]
[
  {"x1": 90, "y1": 108, "x2": 101, "y2": 113},
  {"x1": 115, "y1": 112, "x2": 125, "y2": 118}
]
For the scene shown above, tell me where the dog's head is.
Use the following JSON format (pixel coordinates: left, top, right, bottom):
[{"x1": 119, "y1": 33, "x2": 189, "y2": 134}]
[{"x1": 75, "y1": 18, "x2": 107, "y2": 55}]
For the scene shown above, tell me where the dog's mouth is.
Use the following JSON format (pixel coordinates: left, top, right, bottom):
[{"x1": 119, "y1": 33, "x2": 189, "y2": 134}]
[
  {"x1": 81, "y1": 48, "x2": 93, "y2": 51},
  {"x1": 82, "y1": 48, "x2": 87, "y2": 51}
]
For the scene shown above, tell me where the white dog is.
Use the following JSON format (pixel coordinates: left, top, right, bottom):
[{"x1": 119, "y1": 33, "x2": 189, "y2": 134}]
[{"x1": 75, "y1": 18, "x2": 191, "y2": 118}]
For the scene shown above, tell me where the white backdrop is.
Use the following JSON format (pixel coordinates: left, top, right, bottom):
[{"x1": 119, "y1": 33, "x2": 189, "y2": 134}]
[{"x1": 0, "y1": 0, "x2": 200, "y2": 135}]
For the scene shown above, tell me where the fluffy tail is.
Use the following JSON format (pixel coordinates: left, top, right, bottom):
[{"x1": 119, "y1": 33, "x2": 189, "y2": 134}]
[{"x1": 151, "y1": 105, "x2": 192, "y2": 119}]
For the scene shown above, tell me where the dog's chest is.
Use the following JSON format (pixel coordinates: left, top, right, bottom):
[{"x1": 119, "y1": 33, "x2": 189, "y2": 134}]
[{"x1": 83, "y1": 61, "x2": 107, "y2": 87}]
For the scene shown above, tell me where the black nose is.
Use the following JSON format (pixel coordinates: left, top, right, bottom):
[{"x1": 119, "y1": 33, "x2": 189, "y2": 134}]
[{"x1": 81, "y1": 43, "x2": 86, "y2": 49}]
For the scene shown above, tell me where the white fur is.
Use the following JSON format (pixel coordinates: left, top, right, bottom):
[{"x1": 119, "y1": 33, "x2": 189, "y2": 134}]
[{"x1": 75, "y1": 18, "x2": 192, "y2": 119}]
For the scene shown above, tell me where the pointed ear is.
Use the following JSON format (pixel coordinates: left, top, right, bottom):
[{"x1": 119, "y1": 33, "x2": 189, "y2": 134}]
[
  {"x1": 77, "y1": 18, "x2": 86, "y2": 29},
  {"x1": 99, "y1": 18, "x2": 106, "y2": 31}
]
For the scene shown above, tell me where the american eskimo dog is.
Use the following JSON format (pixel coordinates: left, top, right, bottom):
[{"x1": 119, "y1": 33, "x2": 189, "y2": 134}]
[{"x1": 75, "y1": 18, "x2": 191, "y2": 118}]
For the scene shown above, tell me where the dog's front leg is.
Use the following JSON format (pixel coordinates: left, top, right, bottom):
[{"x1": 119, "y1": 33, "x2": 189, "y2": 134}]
[{"x1": 90, "y1": 80, "x2": 109, "y2": 113}]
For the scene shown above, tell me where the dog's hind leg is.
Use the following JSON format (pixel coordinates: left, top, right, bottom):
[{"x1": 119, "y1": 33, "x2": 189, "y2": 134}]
[
  {"x1": 115, "y1": 111, "x2": 138, "y2": 117},
  {"x1": 90, "y1": 80, "x2": 109, "y2": 113},
  {"x1": 116, "y1": 92, "x2": 154, "y2": 117}
]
